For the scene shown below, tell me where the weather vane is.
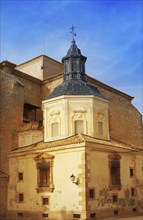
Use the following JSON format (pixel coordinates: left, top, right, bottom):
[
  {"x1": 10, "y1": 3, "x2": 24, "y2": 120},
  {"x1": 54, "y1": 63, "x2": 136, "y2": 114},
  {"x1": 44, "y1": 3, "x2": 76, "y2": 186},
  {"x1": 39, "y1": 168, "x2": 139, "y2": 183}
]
[{"x1": 70, "y1": 25, "x2": 76, "y2": 40}]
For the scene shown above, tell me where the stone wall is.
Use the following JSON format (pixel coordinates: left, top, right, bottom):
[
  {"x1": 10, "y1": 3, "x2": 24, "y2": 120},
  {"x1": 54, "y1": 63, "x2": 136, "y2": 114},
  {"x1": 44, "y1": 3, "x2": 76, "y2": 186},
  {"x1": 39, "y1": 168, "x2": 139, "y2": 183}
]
[{"x1": 16, "y1": 55, "x2": 63, "y2": 80}]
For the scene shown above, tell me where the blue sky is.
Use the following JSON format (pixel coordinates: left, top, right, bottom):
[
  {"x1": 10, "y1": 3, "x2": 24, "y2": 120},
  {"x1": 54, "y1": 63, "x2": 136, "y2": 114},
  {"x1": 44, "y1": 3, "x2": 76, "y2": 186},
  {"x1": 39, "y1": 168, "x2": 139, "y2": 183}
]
[{"x1": 0, "y1": 0, "x2": 142, "y2": 113}]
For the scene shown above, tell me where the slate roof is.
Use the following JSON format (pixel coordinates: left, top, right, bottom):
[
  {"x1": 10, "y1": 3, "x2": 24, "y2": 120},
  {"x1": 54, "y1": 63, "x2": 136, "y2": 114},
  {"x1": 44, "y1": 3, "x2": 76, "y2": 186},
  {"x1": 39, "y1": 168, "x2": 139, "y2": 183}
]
[
  {"x1": 48, "y1": 79, "x2": 105, "y2": 99},
  {"x1": 47, "y1": 39, "x2": 105, "y2": 100},
  {"x1": 62, "y1": 39, "x2": 86, "y2": 61}
]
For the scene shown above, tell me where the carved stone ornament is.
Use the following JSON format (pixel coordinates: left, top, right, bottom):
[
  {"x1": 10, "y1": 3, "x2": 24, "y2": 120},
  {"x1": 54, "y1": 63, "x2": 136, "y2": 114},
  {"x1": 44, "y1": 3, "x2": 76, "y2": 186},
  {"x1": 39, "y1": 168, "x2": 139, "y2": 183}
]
[
  {"x1": 50, "y1": 110, "x2": 60, "y2": 116},
  {"x1": 73, "y1": 107, "x2": 87, "y2": 113},
  {"x1": 97, "y1": 112, "x2": 105, "y2": 121},
  {"x1": 72, "y1": 112, "x2": 86, "y2": 120}
]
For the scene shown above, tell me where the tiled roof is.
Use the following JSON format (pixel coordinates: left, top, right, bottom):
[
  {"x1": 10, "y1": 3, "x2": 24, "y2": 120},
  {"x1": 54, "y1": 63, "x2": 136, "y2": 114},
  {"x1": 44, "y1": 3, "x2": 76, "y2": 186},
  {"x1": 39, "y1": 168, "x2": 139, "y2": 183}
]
[{"x1": 11, "y1": 134, "x2": 134, "y2": 155}]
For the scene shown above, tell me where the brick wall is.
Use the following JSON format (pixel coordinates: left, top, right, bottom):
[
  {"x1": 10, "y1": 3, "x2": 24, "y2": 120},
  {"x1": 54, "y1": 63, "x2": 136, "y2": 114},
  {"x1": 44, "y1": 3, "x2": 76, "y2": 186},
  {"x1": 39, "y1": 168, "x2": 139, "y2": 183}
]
[
  {"x1": 0, "y1": 67, "x2": 42, "y2": 218},
  {"x1": 96, "y1": 85, "x2": 143, "y2": 148}
]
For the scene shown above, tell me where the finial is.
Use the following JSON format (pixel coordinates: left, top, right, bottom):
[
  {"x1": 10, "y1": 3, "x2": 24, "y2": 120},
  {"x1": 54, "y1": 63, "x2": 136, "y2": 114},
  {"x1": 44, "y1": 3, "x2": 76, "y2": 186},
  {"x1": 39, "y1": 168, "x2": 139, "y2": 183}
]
[{"x1": 70, "y1": 25, "x2": 76, "y2": 40}]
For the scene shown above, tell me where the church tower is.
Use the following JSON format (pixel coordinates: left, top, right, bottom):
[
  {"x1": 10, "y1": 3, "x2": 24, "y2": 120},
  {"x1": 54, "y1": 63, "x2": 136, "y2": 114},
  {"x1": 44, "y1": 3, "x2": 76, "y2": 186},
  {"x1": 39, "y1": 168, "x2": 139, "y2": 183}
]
[{"x1": 42, "y1": 37, "x2": 109, "y2": 141}]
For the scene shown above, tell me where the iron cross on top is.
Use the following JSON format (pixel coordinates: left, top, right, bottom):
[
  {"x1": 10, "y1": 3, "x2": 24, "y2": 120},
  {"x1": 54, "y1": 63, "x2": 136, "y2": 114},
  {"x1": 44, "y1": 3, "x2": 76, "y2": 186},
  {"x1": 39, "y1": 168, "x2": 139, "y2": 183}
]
[{"x1": 70, "y1": 25, "x2": 76, "y2": 40}]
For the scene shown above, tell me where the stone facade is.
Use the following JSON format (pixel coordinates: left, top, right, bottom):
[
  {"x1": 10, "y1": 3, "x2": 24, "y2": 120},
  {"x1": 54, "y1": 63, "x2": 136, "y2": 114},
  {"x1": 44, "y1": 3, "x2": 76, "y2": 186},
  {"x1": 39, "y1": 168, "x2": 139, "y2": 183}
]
[
  {"x1": 16, "y1": 55, "x2": 63, "y2": 80},
  {"x1": 0, "y1": 41, "x2": 142, "y2": 220}
]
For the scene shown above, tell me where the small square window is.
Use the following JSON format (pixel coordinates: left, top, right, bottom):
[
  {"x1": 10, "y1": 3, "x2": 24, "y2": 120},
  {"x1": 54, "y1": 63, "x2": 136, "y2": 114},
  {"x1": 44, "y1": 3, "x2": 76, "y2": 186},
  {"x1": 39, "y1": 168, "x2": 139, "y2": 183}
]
[
  {"x1": 90, "y1": 213, "x2": 96, "y2": 218},
  {"x1": 131, "y1": 188, "x2": 135, "y2": 196},
  {"x1": 89, "y1": 188, "x2": 95, "y2": 199},
  {"x1": 130, "y1": 168, "x2": 134, "y2": 177},
  {"x1": 114, "y1": 210, "x2": 118, "y2": 215},
  {"x1": 18, "y1": 173, "x2": 23, "y2": 181},
  {"x1": 73, "y1": 214, "x2": 80, "y2": 218},
  {"x1": 17, "y1": 213, "x2": 23, "y2": 216},
  {"x1": 42, "y1": 213, "x2": 48, "y2": 218},
  {"x1": 112, "y1": 195, "x2": 118, "y2": 203},
  {"x1": 42, "y1": 197, "x2": 49, "y2": 205},
  {"x1": 18, "y1": 193, "x2": 24, "y2": 203},
  {"x1": 132, "y1": 208, "x2": 137, "y2": 212}
]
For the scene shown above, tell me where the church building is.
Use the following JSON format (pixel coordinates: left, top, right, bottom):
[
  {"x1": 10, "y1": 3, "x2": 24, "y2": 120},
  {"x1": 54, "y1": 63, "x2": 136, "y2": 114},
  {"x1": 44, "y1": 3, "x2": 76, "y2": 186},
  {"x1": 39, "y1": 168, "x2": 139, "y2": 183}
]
[{"x1": 0, "y1": 36, "x2": 143, "y2": 220}]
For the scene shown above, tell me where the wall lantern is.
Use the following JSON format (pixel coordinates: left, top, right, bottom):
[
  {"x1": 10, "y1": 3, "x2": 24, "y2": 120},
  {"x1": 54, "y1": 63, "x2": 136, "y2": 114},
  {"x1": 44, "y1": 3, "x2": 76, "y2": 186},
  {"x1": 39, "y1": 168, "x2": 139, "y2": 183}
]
[{"x1": 70, "y1": 174, "x2": 79, "y2": 185}]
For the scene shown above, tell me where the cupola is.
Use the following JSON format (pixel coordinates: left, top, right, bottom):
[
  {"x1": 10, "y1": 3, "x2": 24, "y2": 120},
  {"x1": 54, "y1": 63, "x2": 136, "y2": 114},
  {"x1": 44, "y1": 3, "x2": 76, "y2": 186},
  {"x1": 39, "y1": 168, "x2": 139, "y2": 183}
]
[
  {"x1": 48, "y1": 39, "x2": 104, "y2": 99},
  {"x1": 62, "y1": 39, "x2": 87, "y2": 82},
  {"x1": 42, "y1": 30, "x2": 109, "y2": 142}
]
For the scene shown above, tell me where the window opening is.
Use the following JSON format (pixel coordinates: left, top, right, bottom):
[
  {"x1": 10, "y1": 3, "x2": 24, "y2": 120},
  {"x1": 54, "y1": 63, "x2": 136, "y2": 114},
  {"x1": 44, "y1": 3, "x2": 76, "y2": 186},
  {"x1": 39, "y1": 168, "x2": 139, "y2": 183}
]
[
  {"x1": 73, "y1": 214, "x2": 81, "y2": 218},
  {"x1": 17, "y1": 213, "x2": 23, "y2": 217},
  {"x1": 42, "y1": 197, "x2": 49, "y2": 205},
  {"x1": 132, "y1": 208, "x2": 137, "y2": 212},
  {"x1": 90, "y1": 213, "x2": 96, "y2": 218},
  {"x1": 35, "y1": 153, "x2": 54, "y2": 193},
  {"x1": 130, "y1": 168, "x2": 134, "y2": 177},
  {"x1": 111, "y1": 160, "x2": 120, "y2": 185},
  {"x1": 114, "y1": 210, "x2": 118, "y2": 215},
  {"x1": 72, "y1": 60, "x2": 77, "y2": 72},
  {"x1": 112, "y1": 195, "x2": 118, "y2": 203},
  {"x1": 75, "y1": 120, "x2": 84, "y2": 134},
  {"x1": 98, "y1": 121, "x2": 103, "y2": 136},
  {"x1": 18, "y1": 172, "x2": 23, "y2": 181},
  {"x1": 89, "y1": 189, "x2": 95, "y2": 199},
  {"x1": 39, "y1": 165, "x2": 50, "y2": 187},
  {"x1": 18, "y1": 193, "x2": 24, "y2": 203},
  {"x1": 23, "y1": 103, "x2": 39, "y2": 122},
  {"x1": 131, "y1": 188, "x2": 135, "y2": 196},
  {"x1": 51, "y1": 122, "x2": 59, "y2": 137},
  {"x1": 42, "y1": 213, "x2": 48, "y2": 218}
]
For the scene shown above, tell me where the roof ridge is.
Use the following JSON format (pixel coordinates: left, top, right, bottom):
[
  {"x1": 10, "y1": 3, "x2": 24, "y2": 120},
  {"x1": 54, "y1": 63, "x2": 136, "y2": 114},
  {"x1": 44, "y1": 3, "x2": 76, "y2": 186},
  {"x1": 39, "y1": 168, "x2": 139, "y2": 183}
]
[{"x1": 78, "y1": 134, "x2": 87, "y2": 142}]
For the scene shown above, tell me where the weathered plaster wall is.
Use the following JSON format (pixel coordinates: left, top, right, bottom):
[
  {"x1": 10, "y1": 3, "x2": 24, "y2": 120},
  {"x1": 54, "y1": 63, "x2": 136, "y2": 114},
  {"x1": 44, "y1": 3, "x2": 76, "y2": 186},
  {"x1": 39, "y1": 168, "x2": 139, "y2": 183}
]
[
  {"x1": 86, "y1": 149, "x2": 143, "y2": 218},
  {"x1": 7, "y1": 148, "x2": 86, "y2": 219}
]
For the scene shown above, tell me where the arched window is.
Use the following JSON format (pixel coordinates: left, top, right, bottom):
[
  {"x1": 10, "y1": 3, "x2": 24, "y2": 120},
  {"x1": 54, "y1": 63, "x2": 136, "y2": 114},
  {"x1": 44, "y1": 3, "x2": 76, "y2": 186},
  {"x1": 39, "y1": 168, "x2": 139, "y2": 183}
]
[{"x1": 75, "y1": 120, "x2": 84, "y2": 134}]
